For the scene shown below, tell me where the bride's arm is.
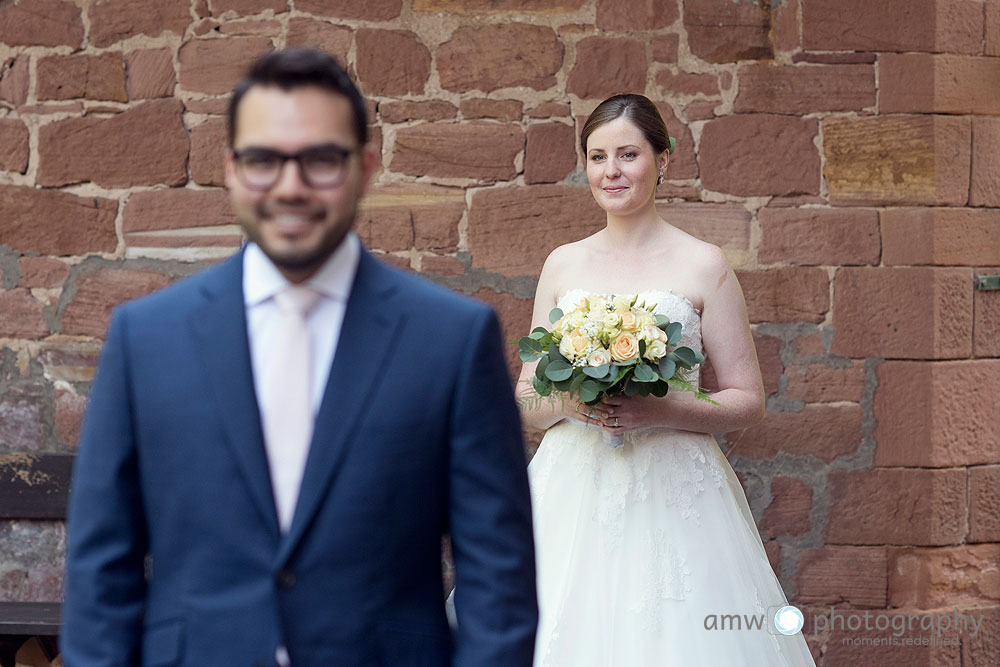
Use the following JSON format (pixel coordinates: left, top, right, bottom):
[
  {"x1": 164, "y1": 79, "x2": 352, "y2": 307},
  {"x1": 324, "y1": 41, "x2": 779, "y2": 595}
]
[{"x1": 601, "y1": 247, "x2": 764, "y2": 434}]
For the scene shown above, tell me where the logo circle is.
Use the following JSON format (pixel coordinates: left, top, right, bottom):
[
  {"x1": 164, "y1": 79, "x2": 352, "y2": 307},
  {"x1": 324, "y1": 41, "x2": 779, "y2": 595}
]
[{"x1": 774, "y1": 605, "x2": 804, "y2": 635}]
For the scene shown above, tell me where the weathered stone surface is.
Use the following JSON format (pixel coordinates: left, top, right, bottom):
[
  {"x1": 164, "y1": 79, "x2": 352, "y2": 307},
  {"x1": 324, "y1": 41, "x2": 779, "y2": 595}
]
[
  {"x1": 759, "y1": 476, "x2": 812, "y2": 538},
  {"x1": 88, "y1": 0, "x2": 191, "y2": 48},
  {"x1": 0, "y1": 119, "x2": 28, "y2": 173},
  {"x1": 785, "y1": 362, "x2": 865, "y2": 404},
  {"x1": 963, "y1": 606, "x2": 1000, "y2": 667},
  {"x1": 37, "y1": 52, "x2": 127, "y2": 102},
  {"x1": 874, "y1": 361, "x2": 1000, "y2": 467},
  {"x1": 971, "y1": 118, "x2": 1000, "y2": 206},
  {"x1": 123, "y1": 189, "x2": 237, "y2": 251},
  {"x1": 726, "y1": 405, "x2": 861, "y2": 461},
  {"x1": 795, "y1": 546, "x2": 888, "y2": 608},
  {"x1": 179, "y1": 37, "x2": 273, "y2": 95},
  {"x1": 297, "y1": 0, "x2": 401, "y2": 19},
  {"x1": 471, "y1": 287, "x2": 533, "y2": 381},
  {"x1": 567, "y1": 37, "x2": 645, "y2": 100},
  {"x1": 758, "y1": 207, "x2": 880, "y2": 266},
  {"x1": 969, "y1": 465, "x2": 1000, "y2": 542},
  {"x1": 773, "y1": 0, "x2": 799, "y2": 52},
  {"x1": 803, "y1": 0, "x2": 983, "y2": 54},
  {"x1": 793, "y1": 52, "x2": 877, "y2": 65},
  {"x1": 0, "y1": 290, "x2": 48, "y2": 339},
  {"x1": 736, "y1": 268, "x2": 828, "y2": 323},
  {"x1": 381, "y1": 101, "x2": 457, "y2": 123},
  {"x1": 18, "y1": 258, "x2": 70, "y2": 289},
  {"x1": 652, "y1": 33, "x2": 679, "y2": 63},
  {"x1": 0, "y1": 186, "x2": 118, "y2": 256},
  {"x1": 219, "y1": 19, "x2": 282, "y2": 37},
  {"x1": 460, "y1": 99, "x2": 522, "y2": 121},
  {"x1": 420, "y1": 255, "x2": 464, "y2": 277},
  {"x1": 826, "y1": 468, "x2": 966, "y2": 546},
  {"x1": 286, "y1": 18, "x2": 351, "y2": 64},
  {"x1": 360, "y1": 185, "x2": 465, "y2": 253},
  {"x1": 832, "y1": 267, "x2": 973, "y2": 359},
  {"x1": 989, "y1": 1, "x2": 1000, "y2": 57},
  {"x1": 0, "y1": 0, "x2": 84, "y2": 47},
  {"x1": 38, "y1": 99, "x2": 189, "y2": 188},
  {"x1": 126, "y1": 49, "x2": 176, "y2": 100},
  {"x1": 55, "y1": 388, "x2": 87, "y2": 448},
  {"x1": 356, "y1": 29, "x2": 430, "y2": 96},
  {"x1": 975, "y1": 288, "x2": 1000, "y2": 358},
  {"x1": 0, "y1": 55, "x2": 30, "y2": 107},
  {"x1": 700, "y1": 115, "x2": 819, "y2": 196},
  {"x1": 889, "y1": 545, "x2": 1000, "y2": 609},
  {"x1": 210, "y1": 0, "x2": 288, "y2": 14},
  {"x1": 882, "y1": 55, "x2": 1000, "y2": 115},
  {"x1": 824, "y1": 115, "x2": 971, "y2": 206},
  {"x1": 62, "y1": 269, "x2": 174, "y2": 338},
  {"x1": 525, "y1": 122, "x2": 576, "y2": 184},
  {"x1": 414, "y1": 0, "x2": 585, "y2": 12},
  {"x1": 754, "y1": 332, "x2": 782, "y2": 397},
  {"x1": 653, "y1": 102, "x2": 698, "y2": 180},
  {"x1": 468, "y1": 185, "x2": 605, "y2": 277},
  {"x1": 881, "y1": 208, "x2": 1000, "y2": 266},
  {"x1": 391, "y1": 122, "x2": 523, "y2": 182},
  {"x1": 657, "y1": 202, "x2": 750, "y2": 254},
  {"x1": 655, "y1": 69, "x2": 719, "y2": 97},
  {"x1": 734, "y1": 64, "x2": 875, "y2": 114},
  {"x1": 0, "y1": 398, "x2": 45, "y2": 451},
  {"x1": 684, "y1": 0, "x2": 771, "y2": 63},
  {"x1": 596, "y1": 0, "x2": 679, "y2": 30},
  {"x1": 356, "y1": 208, "x2": 412, "y2": 252},
  {"x1": 34, "y1": 342, "x2": 102, "y2": 384},
  {"x1": 190, "y1": 117, "x2": 227, "y2": 187},
  {"x1": 527, "y1": 102, "x2": 571, "y2": 119},
  {"x1": 438, "y1": 24, "x2": 563, "y2": 93}
]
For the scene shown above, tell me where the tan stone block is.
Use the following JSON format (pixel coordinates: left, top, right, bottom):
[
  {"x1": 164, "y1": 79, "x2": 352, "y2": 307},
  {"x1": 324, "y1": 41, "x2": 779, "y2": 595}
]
[
  {"x1": 971, "y1": 118, "x2": 1000, "y2": 206},
  {"x1": 881, "y1": 208, "x2": 1000, "y2": 266},
  {"x1": 0, "y1": 55, "x2": 30, "y2": 108},
  {"x1": 975, "y1": 287, "x2": 1000, "y2": 358},
  {"x1": 286, "y1": 18, "x2": 351, "y2": 64},
  {"x1": 596, "y1": 0, "x2": 678, "y2": 30},
  {"x1": 126, "y1": 49, "x2": 175, "y2": 100},
  {"x1": 759, "y1": 476, "x2": 812, "y2": 538},
  {"x1": 0, "y1": 185, "x2": 117, "y2": 256},
  {"x1": 726, "y1": 404, "x2": 861, "y2": 461},
  {"x1": 795, "y1": 546, "x2": 888, "y2": 608},
  {"x1": 209, "y1": 0, "x2": 288, "y2": 13},
  {"x1": 413, "y1": 0, "x2": 585, "y2": 12},
  {"x1": 651, "y1": 34, "x2": 679, "y2": 63},
  {"x1": 62, "y1": 269, "x2": 174, "y2": 338},
  {"x1": 786, "y1": 362, "x2": 865, "y2": 403},
  {"x1": 0, "y1": 0, "x2": 84, "y2": 48},
  {"x1": 391, "y1": 122, "x2": 523, "y2": 182},
  {"x1": 0, "y1": 290, "x2": 48, "y2": 339},
  {"x1": 356, "y1": 29, "x2": 430, "y2": 97},
  {"x1": 737, "y1": 268, "x2": 828, "y2": 323},
  {"x1": 525, "y1": 122, "x2": 576, "y2": 185},
  {"x1": 18, "y1": 258, "x2": 69, "y2": 289},
  {"x1": 468, "y1": 184, "x2": 605, "y2": 277},
  {"x1": 88, "y1": 0, "x2": 191, "y2": 48},
  {"x1": 683, "y1": 0, "x2": 771, "y2": 63},
  {"x1": 37, "y1": 99, "x2": 189, "y2": 188},
  {"x1": 380, "y1": 101, "x2": 457, "y2": 124},
  {"x1": 471, "y1": 287, "x2": 533, "y2": 381},
  {"x1": 657, "y1": 202, "x2": 750, "y2": 253},
  {"x1": 297, "y1": 0, "x2": 401, "y2": 19},
  {"x1": 824, "y1": 115, "x2": 971, "y2": 206},
  {"x1": 889, "y1": 545, "x2": 1000, "y2": 609},
  {"x1": 0, "y1": 119, "x2": 28, "y2": 174},
  {"x1": 826, "y1": 469, "x2": 967, "y2": 546},
  {"x1": 179, "y1": 36, "x2": 273, "y2": 95},
  {"x1": 734, "y1": 64, "x2": 875, "y2": 114},
  {"x1": 191, "y1": 117, "x2": 227, "y2": 187},
  {"x1": 753, "y1": 332, "x2": 782, "y2": 397},
  {"x1": 700, "y1": 115, "x2": 820, "y2": 197},
  {"x1": 459, "y1": 99, "x2": 523, "y2": 122},
  {"x1": 882, "y1": 54, "x2": 1000, "y2": 115},
  {"x1": 567, "y1": 37, "x2": 646, "y2": 100},
  {"x1": 969, "y1": 465, "x2": 1000, "y2": 542},
  {"x1": 874, "y1": 361, "x2": 1000, "y2": 467},
  {"x1": 832, "y1": 267, "x2": 973, "y2": 359},
  {"x1": 759, "y1": 207, "x2": 880, "y2": 266},
  {"x1": 655, "y1": 69, "x2": 719, "y2": 97},
  {"x1": 438, "y1": 24, "x2": 563, "y2": 93}
]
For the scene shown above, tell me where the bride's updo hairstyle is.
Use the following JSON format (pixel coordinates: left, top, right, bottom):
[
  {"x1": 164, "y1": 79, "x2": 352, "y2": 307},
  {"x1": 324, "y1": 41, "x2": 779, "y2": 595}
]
[{"x1": 580, "y1": 94, "x2": 673, "y2": 156}]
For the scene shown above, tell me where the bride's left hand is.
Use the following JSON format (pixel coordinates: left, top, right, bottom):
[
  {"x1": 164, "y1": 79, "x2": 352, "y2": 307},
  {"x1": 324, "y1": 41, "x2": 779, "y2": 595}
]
[{"x1": 597, "y1": 395, "x2": 672, "y2": 432}]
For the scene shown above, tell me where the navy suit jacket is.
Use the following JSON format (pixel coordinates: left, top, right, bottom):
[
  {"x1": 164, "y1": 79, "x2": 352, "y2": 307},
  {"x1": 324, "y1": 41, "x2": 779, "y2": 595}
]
[{"x1": 62, "y1": 249, "x2": 537, "y2": 667}]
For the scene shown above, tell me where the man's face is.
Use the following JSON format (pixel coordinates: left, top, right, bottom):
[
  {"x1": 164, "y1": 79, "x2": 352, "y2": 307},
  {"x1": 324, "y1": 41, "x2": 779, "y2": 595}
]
[{"x1": 225, "y1": 85, "x2": 377, "y2": 283}]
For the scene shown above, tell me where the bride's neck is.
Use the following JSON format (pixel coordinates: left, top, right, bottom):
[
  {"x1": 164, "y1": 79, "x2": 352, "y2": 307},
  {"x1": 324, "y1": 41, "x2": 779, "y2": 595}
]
[{"x1": 603, "y1": 209, "x2": 667, "y2": 251}]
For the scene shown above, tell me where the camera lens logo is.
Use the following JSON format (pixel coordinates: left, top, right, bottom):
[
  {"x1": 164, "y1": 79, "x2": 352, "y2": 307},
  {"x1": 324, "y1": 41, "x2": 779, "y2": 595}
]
[{"x1": 773, "y1": 605, "x2": 804, "y2": 635}]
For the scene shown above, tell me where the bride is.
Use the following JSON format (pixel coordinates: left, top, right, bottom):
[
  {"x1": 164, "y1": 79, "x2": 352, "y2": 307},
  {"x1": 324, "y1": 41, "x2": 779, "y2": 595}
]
[{"x1": 519, "y1": 94, "x2": 816, "y2": 666}]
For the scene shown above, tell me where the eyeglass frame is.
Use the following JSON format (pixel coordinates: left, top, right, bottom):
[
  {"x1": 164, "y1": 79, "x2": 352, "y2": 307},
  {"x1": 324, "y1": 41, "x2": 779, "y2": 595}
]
[{"x1": 230, "y1": 142, "x2": 358, "y2": 191}]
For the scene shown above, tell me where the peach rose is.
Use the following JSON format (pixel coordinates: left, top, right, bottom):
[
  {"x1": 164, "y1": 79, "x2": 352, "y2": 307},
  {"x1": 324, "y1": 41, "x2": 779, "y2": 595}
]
[
  {"x1": 610, "y1": 332, "x2": 639, "y2": 362},
  {"x1": 619, "y1": 309, "x2": 639, "y2": 331}
]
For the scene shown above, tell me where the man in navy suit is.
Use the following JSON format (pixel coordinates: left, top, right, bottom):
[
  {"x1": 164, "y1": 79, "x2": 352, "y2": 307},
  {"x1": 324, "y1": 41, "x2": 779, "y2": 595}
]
[{"x1": 62, "y1": 49, "x2": 537, "y2": 667}]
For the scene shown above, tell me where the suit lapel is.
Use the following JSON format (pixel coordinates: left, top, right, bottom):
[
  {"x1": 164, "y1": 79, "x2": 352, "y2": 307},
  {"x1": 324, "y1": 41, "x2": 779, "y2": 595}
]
[
  {"x1": 190, "y1": 251, "x2": 280, "y2": 537},
  {"x1": 277, "y1": 251, "x2": 403, "y2": 563}
]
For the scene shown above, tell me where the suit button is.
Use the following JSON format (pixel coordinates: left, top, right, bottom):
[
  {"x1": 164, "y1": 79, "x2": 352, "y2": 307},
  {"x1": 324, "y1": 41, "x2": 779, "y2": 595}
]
[{"x1": 276, "y1": 569, "x2": 296, "y2": 590}]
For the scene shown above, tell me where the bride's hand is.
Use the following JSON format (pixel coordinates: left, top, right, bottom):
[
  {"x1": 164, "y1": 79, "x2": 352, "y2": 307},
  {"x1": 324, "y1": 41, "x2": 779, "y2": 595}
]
[
  {"x1": 597, "y1": 395, "x2": 672, "y2": 432},
  {"x1": 574, "y1": 401, "x2": 612, "y2": 427}
]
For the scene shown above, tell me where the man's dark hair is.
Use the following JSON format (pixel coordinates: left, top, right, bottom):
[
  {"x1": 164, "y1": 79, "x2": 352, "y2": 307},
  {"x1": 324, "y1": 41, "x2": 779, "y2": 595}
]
[{"x1": 228, "y1": 48, "x2": 368, "y2": 147}]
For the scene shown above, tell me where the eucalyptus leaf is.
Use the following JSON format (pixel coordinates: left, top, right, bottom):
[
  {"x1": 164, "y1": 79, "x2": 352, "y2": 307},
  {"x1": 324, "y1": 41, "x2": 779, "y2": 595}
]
[
  {"x1": 666, "y1": 322, "x2": 682, "y2": 345},
  {"x1": 624, "y1": 380, "x2": 641, "y2": 397},
  {"x1": 674, "y1": 347, "x2": 697, "y2": 369},
  {"x1": 548, "y1": 307, "x2": 564, "y2": 324},
  {"x1": 633, "y1": 363, "x2": 657, "y2": 383},
  {"x1": 533, "y1": 375, "x2": 552, "y2": 397},
  {"x1": 583, "y1": 363, "x2": 610, "y2": 379},
  {"x1": 655, "y1": 314, "x2": 670, "y2": 328},
  {"x1": 519, "y1": 348, "x2": 543, "y2": 363},
  {"x1": 650, "y1": 381, "x2": 669, "y2": 397},
  {"x1": 578, "y1": 379, "x2": 602, "y2": 404},
  {"x1": 570, "y1": 371, "x2": 586, "y2": 396},
  {"x1": 553, "y1": 378, "x2": 573, "y2": 392},
  {"x1": 532, "y1": 326, "x2": 550, "y2": 336},
  {"x1": 535, "y1": 356, "x2": 551, "y2": 381},
  {"x1": 545, "y1": 359, "x2": 574, "y2": 382},
  {"x1": 657, "y1": 357, "x2": 676, "y2": 380},
  {"x1": 519, "y1": 337, "x2": 543, "y2": 353}
]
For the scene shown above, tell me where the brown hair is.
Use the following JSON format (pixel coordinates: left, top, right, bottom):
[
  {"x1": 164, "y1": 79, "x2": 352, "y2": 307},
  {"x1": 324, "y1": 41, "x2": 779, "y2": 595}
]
[{"x1": 580, "y1": 94, "x2": 673, "y2": 155}]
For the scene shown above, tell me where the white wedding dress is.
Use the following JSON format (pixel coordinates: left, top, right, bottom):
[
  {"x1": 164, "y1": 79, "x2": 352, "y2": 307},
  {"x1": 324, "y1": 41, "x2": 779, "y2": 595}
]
[{"x1": 528, "y1": 289, "x2": 816, "y2": 666}]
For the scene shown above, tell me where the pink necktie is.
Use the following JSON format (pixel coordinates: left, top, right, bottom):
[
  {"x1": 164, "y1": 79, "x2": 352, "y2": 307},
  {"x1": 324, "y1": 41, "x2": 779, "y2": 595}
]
[{"x1": 262, "y1": 285, "x2": 320, "y2": 532}]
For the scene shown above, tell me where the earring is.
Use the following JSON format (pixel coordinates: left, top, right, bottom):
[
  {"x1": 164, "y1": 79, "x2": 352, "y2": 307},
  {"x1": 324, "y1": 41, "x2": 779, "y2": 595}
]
[{"x1": 657, "y1": 169, "x2": 664, "y2": 186}]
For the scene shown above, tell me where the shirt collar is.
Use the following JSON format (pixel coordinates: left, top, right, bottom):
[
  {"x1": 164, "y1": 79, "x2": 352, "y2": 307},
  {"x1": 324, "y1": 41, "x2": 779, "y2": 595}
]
[{"x1": 243, "y1": 232, "x2": 360, "y2": 307}]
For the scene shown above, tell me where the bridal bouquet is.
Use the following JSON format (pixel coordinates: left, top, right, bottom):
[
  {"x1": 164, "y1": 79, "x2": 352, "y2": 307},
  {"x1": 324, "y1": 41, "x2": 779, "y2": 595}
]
[{"x1": 517, "y1": 294, "x2": 713, "y2": 447}]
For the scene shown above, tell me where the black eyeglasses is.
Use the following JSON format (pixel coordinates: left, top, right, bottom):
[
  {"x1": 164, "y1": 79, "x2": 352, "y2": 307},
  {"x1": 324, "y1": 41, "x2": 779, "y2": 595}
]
[{"x1": 231, "y1": 143, "x2": 356, "y2": 190}]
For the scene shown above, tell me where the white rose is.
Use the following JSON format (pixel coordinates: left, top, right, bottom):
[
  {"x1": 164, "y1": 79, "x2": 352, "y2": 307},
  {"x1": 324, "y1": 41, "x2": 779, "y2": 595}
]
[
  {"x1": 587, "y1": 347, "x2": 611, "y2": 367},
  {"x1": 643, "y1": 339, "x2": 667, "y2": 361}
]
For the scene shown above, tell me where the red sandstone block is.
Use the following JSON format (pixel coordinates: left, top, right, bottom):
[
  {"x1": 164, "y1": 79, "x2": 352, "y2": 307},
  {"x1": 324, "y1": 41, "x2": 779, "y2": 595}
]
[
  {"x1": 220, "y1": 19, "x2": 282, "y2": 37},
  {"x1": 824, "y1": 115, "x2": 971, "y2": 206},
  {"x1": 126, "y1": 48, "x2": 176, "y2": 100},
  {"x1": 989, "y1": 2, "x2": 1000, "y2": 57},
  {"x1": 652, "y1": 102, "x2": 698, "y2": 180},
  {"x1": 888, "y1": 545, "x2": 1000, "y2": 609},
  {"x1": 734, "y1": 64, "x2": 875, "y2": 114},
  {"x1": 525, "y1": 122, "x2": 576, "y2": 185},
  {"x1": 803, "y1": 0, "x2": 982, "y2": 54},
  {"x1": 657, "y1": 202, "x2": 750, "y2": 253},
  {"x1": 37, "y1": 53, "x2": 127, "y2": 102},
  {"x1": 460, "y1": 99, "x2": 522, "y2": 121},
  {"x1": 468, "y1": 184, "x2": 605, "y2": 277},
  {"x1": 438, "y1": 24, "x2": 563, "y2": 93},
  {"x1": 969, "y1": 465, "x2": 1000, "y2": 543},
  {"x1": 526, "y1": 102, "x2": 571, "y2": 119},
  {"x1": 832, "y1": 267, "x2": 973, "y2": 359},
  {"x1": 726, "y1": 404, "x2": 861, "y2": 461},
  {"x1": 737, "y1": 268, "x2": 829, "y2": 323},
  {"x1": 209, "y1": 0, "x2": 288, "y2": 13},
  {"x1": 179, "y1": 36, "x2": 273, "y2": 95},
  {"x1": 962, "y1": 606, "x2": 1000, "y2": 667},
  {"x1": 882, "y1": 54, "x2": 1000, "y2": 115},
  {"x1": 795, "y1": 546, "x2": 888, "y2": 608},
  {"x1": 700, "y1": 115, "x2": 819, "y2": 197},
  {"x1": 652, "y1": 34, "x2": 679, "y2": 63},
  {"x1": 0, "y1": 0, "x2": 84, "y2": 48},
  {"x1": 55, "y1": 388, "x2": 87, "y2": 448},
  {"x1": 975, "y1": 288, "x2": 1000, "y2": 358},
  {"x1": 0, "y1": 55, "x2": 29, "y2": 107},
  {"x1": 971, "y1": 118, "x2": 1000, "y2": 206},
  {"x1": 297, "y1": 0, "x2": 401, "y2": 19},
  {"x1": 391, "y1": 122, "x2": 523, "y2": 182},
  {"x1": 826, "y1": 468, "x2": 966, "y2": 546},
  {"x1": 655, "y1": 69, "x2": 719, "y2": 97},
  {"x1": 286, "y1": 18, "x2": 351, "y2": 63},
  {"x1": 18, "y1": 258, "x2": 70, "y2": 289},
  {"x1": 758, "y1": 207, "x2": 879, "y2": 266},
  {"x1": 0, "y1": 119, "x2": 28, "y2": 174},
  {"x1": 874, "y1": 361, "x2": 1000, "y2": 468},
  {"x1": 472, "y1": 287, "x2": 533, "y2": 381},
  {"x1": 753, "y1": 332, "x2": 782, "y2": 397},
  {"x1": 124, "y1": 189, "x2": 236, "y2": 235},
  {"x1": 821, "y1": 612, "x2": 963, "y2": 666},
  {"x1": 356, "y1": 208, "x2": 413, "y2": 253},
  {"x1": 683, "y1": 0, "x2": 771, "y2": 63},
  {"x1": 567, "y1": 37, "x2": 646, "y2": 100},
  {"x1": 786, "y1": 362, "x2": 866, "y2": 404},
  {"x1": 596, "y1": 0, "x2": 678, "y2": 30},
  {"x1": 881, "y1": 208, "x2": 1000, "y2": 266},
  {"x1": 759, "y1": 476, "x2": 812, "y2": 538},
  {"x1": 190, "y1": 117, "x2": 227, "y2": 187},
  {"x1": 61, "y1": 269, "x2": 174, "y2": 338},
  {"x1": 356, "y1": 29, "x2": 430, "y2": 96},
  {"x1": 88, "y1": 0, "x2": 191, "y2": 48},
  {"x1": 381, "y1": 101, "x2": 457, "y2": 124},
  {"x1": 0, "y1": 289, "x2": 49, "y2": 339},
  {"x1": 420, "y1": 255, "x2": 464, "y2": 277},
  {"x1": 361, "y1": 184, "x2": 464, "y2": 253},
  {"x1": 0, "y1": 185, "x2": 117, "y2": 256},
  {"x1": 792, "y1": 332, "x2": 825, "y2": 360},
  {"x1": 413, "y1": 0, "x2": 585, "y2": 12},
  {"x1": 773, "y1": 0, "x2": 799, "y2": 52}
]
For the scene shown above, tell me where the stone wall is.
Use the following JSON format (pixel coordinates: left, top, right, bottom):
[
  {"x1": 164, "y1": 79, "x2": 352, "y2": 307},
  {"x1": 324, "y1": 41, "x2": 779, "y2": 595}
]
[{"x1": 1, "y1": 0, "x2": 998, "y2": 664}]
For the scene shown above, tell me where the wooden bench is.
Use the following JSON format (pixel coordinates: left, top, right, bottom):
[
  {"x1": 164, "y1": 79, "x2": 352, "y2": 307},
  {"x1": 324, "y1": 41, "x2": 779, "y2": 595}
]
[{"x1": 0, "y1": 454, "x2": 72, "y2": 667}]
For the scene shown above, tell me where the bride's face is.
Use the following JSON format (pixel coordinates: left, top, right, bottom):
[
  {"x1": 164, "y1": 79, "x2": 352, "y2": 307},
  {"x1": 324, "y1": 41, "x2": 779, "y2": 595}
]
[{"x1": 585, "y1": 116, "x2": 668, "y2": 217}]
